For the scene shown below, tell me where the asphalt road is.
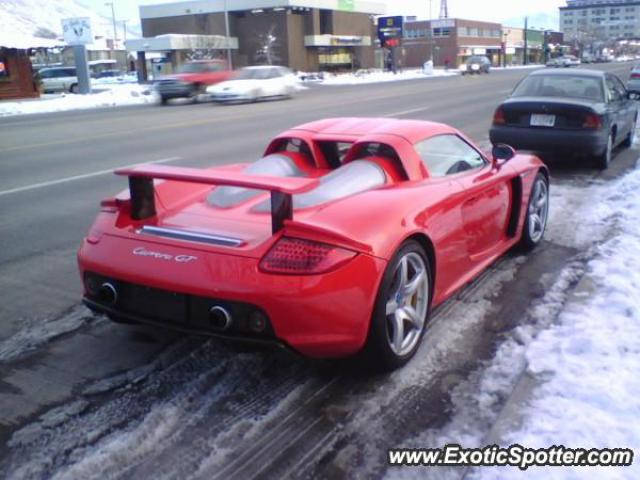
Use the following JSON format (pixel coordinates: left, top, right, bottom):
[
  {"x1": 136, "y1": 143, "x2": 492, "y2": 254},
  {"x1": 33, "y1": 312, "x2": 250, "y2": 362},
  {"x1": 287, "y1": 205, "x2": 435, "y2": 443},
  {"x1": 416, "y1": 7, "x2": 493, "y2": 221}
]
[{"x1": 0, "y1": 62, "x2": 638, "y2": 479}]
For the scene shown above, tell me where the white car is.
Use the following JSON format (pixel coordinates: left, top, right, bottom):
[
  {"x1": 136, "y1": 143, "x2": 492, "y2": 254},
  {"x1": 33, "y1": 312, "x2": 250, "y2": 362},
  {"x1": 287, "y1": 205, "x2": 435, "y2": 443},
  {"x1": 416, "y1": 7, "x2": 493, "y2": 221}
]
[
  {"x1": 37, "y1": 67, "x2": 79, "y2": 93},
  {"x1": 207, "y1": 66, "x2": 299, "y2": 103}
]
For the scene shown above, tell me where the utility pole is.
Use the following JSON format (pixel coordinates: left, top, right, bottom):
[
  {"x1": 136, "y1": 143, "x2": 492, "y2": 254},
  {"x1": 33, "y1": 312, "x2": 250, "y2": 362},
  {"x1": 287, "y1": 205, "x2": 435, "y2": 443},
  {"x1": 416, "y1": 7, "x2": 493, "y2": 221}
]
[
  {"x1": 523, "y1": 16, "x2": 528, "y2": 65},
  {"x1": 224, "y1": 0, "x2": 233, "y2": 69},
  {"x1": 105, "y1": 2, "x2": 117, "y2": 49}
]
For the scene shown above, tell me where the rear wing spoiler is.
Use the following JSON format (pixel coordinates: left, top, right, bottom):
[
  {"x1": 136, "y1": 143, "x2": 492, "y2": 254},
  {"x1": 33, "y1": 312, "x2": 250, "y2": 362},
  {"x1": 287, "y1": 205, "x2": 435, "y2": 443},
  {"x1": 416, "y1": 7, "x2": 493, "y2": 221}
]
[{"x1": 115, "y1": 164, "x2": 319, "y2": 234}]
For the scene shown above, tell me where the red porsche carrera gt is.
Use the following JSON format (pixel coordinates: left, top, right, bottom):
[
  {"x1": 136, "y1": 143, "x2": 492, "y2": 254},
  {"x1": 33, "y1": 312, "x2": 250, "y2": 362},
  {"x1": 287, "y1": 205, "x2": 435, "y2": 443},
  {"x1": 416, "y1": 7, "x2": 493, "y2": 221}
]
[{"x1": 78, "y1": 118, "x2": 549, "y2": 369}]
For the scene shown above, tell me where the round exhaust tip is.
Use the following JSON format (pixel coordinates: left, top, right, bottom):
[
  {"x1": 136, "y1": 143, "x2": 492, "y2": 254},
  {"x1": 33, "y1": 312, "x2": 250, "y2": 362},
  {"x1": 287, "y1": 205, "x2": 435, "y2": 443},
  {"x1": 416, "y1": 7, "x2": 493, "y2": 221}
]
[
  {"x1": 209, "y1": 306, "x2": 232, "y2": 331},
  {"x1": 98, "y1": 282, "x2": 118, "y2": 306}
]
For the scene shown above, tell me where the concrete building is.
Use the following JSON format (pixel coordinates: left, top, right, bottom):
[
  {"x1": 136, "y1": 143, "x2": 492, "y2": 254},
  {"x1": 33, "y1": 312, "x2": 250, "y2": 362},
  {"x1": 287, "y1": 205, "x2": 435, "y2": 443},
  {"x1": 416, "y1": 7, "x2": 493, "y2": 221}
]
[
  {"x1": 402, "y1": 18, "x2": 503, "y2": 68},
  {"x1": 133, "y1": 0, "x2": 386, "y2": 72},
  {"x1": 560, "y1": 0, "x2": 640, "y2": 41}
]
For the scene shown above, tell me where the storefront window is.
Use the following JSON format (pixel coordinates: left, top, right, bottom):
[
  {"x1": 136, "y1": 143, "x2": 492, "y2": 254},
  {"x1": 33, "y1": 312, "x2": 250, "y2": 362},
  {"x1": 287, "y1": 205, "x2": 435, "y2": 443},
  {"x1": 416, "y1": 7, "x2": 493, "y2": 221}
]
[{"x1": 318, "y1": 47, "x2": 353, "y2": 67}]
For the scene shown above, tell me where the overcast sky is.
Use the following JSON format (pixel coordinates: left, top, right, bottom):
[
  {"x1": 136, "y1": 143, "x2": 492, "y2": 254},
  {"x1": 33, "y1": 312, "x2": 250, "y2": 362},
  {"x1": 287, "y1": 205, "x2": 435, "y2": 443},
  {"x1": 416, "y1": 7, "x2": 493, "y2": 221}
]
[{"x1": 86, "y1": 0, "x2": 564, "y2": 30}]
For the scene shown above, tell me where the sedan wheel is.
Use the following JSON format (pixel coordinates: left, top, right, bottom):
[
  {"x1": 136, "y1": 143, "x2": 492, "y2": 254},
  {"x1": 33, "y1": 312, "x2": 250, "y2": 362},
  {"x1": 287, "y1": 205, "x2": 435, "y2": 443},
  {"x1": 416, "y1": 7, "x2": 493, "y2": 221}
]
[
  {"x1": 622, "y1": 116, "x2": 636, "y2": 148},
  {"x1": 519, "y1": 173, "x2": 549, "y2": 251},
  {"x1": 364, "y1": 240, "x2": 431, "y2": 370}
]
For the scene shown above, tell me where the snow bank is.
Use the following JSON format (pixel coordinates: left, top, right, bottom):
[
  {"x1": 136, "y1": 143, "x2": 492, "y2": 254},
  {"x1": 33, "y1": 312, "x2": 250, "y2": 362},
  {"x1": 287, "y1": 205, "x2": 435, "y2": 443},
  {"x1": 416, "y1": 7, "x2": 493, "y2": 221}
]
[
  {"x1": 473, "y1": 164, "x2": 640, "y2": 479},
  {"x1": 0, "y1": 84, "x2": 158, "y2": 117},
  {"x1": 389, "y1": 160, "x2": 640, "y2": 480},
  {"x1": 313, "y1": 68, "x2": 458, "y2": 86}
]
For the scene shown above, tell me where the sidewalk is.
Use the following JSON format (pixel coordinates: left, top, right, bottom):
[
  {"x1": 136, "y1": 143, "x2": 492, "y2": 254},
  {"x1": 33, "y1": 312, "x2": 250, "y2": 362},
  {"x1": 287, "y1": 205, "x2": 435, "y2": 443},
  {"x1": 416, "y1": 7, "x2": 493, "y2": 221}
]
[{"x1": 0, "y1": 84, "x2": 159, "y2": 117}]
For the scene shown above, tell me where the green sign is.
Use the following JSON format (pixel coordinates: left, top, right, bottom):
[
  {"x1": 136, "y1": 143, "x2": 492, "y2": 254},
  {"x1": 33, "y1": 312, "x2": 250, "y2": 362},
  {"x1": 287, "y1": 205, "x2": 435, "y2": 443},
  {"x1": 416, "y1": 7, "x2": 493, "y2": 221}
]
[{"x1": 338, "y1": 0, "x2": 355, "y2": 11}]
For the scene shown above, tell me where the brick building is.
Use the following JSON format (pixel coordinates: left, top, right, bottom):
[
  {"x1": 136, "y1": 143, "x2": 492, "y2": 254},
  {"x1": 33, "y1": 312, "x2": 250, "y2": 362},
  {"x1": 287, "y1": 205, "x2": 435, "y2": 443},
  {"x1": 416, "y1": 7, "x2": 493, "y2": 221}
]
[
  {"x1": 135, "y1": 0, "x2": 386, "y2": 72},
  {"x1": 402, "y1": 18, "x2": 503, "y2": 68}
]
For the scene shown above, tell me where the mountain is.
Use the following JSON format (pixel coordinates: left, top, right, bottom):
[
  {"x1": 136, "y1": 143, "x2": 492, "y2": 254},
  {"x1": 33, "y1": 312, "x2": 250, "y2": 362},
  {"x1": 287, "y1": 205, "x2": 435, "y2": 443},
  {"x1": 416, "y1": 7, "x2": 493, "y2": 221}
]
[{"x1": 0, "y1": 0, "x2": 140, "y2": 49}]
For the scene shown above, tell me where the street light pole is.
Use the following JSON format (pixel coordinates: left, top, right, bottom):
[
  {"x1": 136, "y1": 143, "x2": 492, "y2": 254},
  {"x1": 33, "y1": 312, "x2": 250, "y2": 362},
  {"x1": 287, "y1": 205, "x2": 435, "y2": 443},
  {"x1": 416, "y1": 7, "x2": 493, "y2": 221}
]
[
  {"x1": 105, "y1": 2, "x2": 117, "y2": 50},
  {"x1": 224, "y1": 0, "x2": 233, "y2": 69}
]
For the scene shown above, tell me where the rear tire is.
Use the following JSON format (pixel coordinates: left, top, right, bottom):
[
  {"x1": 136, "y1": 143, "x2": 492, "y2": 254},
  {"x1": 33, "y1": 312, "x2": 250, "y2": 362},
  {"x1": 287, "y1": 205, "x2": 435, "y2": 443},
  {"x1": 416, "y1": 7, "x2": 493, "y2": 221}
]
[
  {"x1": 595, "y1": 132, "x2": 613, "y2": 170},
  {"x1": 518, "y1": 172, "x2": 549, "y2": 251},
  {"x1": 363, "y1": 240, "x2": 431, "y2": 371},
  {"x1": 160, "y1": 96, "x2": 169, "y2": 105},
  {"x1": 70, "y1": 83, "x2": 79, "y2": 94}
]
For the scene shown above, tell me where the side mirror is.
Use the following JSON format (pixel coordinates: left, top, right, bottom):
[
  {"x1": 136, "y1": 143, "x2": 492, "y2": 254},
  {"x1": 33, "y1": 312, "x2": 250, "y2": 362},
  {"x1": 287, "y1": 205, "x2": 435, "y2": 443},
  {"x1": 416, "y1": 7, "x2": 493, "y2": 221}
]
[
  {"x1": 492, "y1": 143, "x2": 516, "y2": 163},
  {"x1": 628, "y1": 91, "x2": 640, "y2": 100}
]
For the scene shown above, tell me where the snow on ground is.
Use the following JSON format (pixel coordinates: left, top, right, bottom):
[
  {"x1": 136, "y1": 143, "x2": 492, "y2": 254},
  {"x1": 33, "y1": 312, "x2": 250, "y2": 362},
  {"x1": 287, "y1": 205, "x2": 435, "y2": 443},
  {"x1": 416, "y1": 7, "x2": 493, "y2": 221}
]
[
  {"x1": 0, "y1": 84, "x2": 158, "y2": 117},
  {"x1": 389, "y1": 159, "x2": 640, "y2": 480},
  {"x1": 313, "y1": 68, "x2": 458, "y2": 86},
  {"x1": 0, "y1": 305, "x2": 96, "y2": 363}
]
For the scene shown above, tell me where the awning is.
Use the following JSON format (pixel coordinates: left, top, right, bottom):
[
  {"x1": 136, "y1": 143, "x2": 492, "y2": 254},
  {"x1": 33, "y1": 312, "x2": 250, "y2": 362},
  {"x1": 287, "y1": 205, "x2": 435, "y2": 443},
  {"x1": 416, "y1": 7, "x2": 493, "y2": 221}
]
[{"x1": 125, "y1": 34, "x2": 238, "y2": 52}]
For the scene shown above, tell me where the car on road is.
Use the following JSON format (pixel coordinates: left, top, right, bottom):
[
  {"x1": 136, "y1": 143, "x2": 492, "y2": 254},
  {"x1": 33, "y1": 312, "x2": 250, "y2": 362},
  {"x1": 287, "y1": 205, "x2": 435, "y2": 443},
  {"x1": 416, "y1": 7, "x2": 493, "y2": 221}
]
[
  {"x1": 459, "y1": 56, "x2": 491, "y2": 74},
  {"x1": 79, "y1": 118, "x2": 549, "y2": 370},
  {"x1": 206, "y1": 65, "x2": 298, "y2": 103},
  {"x1": 155, "y1": 60, "x2": 232, "y2": 104},
  {"x1": 37, "y1": 66, "x2": 79, "y2": 93},
  {"x1": 627, "y1": 64, "x2": 640, "y2": 94},
  {"x1": 490, "y1": 69, "x2": 637, "y2": 169},
  {"x1": 545, "y1": 55, "x2": 580, "y2": 68}
]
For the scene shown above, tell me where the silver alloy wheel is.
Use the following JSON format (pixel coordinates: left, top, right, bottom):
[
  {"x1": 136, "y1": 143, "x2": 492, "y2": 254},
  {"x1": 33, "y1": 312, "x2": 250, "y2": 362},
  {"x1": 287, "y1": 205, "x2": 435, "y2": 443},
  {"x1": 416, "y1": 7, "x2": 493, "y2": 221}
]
[
  {"x1": 528, "y1": 177, "x2": 549, "y2": 244},
  {"x1": 385, "y1": 252, "x2": 429, "y2": 357}
]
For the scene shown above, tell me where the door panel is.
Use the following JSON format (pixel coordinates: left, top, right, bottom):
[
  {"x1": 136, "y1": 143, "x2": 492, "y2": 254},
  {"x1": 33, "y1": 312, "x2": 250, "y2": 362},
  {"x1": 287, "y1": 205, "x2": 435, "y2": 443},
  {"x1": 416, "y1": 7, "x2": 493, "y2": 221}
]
[{"x1": 456, "y1": 166, "x2": 512, "y2": 261}]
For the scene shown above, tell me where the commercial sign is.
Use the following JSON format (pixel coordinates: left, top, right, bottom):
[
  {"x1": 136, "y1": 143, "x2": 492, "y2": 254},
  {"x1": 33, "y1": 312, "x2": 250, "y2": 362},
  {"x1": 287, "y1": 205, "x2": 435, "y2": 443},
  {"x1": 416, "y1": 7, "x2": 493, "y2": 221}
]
[
  {"x1": 377, "y1": 16, "x2": 404, "y2": 47},
  {"x1": 431, "y1": 19, "x2": 455, "y2": 29},
  {"x1": 62, "y1": 17, "x2": 93, "y2": 45},
  {"x1": 338, "y1": 0, "x2": 355, "y2": 11}
]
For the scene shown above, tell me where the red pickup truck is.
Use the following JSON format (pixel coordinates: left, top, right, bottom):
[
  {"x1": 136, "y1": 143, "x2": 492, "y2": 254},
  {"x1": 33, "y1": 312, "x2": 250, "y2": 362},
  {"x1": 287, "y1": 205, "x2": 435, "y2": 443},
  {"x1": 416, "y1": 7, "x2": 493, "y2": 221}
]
[{"x1": 155, "y1": 60, "x2": 232, "y2": 104}]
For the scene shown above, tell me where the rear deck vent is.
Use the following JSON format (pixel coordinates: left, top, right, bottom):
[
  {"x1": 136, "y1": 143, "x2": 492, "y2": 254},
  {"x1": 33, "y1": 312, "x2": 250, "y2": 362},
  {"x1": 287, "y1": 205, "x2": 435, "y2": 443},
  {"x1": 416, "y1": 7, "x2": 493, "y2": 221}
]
[{"x1": 138, "y1": 226, "x2": 244, "y2": 247}]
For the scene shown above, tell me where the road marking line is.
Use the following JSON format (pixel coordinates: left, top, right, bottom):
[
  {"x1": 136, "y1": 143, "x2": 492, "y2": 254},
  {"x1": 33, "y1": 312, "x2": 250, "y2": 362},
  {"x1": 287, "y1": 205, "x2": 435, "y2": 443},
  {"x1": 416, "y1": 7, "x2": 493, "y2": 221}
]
[
  {"x1": 0, "y1": 157, "x2": 180, "y2": 197},
  {"x1": 384, "y1": 106, "x2": 431, "y2": 117}
]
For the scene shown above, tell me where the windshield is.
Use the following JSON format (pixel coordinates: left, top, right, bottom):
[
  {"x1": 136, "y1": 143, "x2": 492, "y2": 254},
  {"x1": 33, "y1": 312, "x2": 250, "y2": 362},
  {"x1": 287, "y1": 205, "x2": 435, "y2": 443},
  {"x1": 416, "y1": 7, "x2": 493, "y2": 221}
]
[
  {"x1": 512, "y1": 74, "x2": 604, "y2": 101},
  {"x1": 235, "y1": 68, "x2": 275, "y2": 80},
  {"x1": 466, "y1": 56, "x2": 485, "y2": 64}
]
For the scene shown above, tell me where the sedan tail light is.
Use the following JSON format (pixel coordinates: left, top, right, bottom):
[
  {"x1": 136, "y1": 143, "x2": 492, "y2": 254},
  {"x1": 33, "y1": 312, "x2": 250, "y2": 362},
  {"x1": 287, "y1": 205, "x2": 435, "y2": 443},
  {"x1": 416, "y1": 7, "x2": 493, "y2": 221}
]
[
  {"x1": 259, "y1": 237, "x2": 356, "y2": 274},
  {"x1": 583, "y1": 113, "x2": 603, "y2": 129},
  {"x1": 631, "y1": 72, "x2": 640, "y2": 79},
  {"x1": 493, "y1": 107, "x2": 506, "y2": 125}
]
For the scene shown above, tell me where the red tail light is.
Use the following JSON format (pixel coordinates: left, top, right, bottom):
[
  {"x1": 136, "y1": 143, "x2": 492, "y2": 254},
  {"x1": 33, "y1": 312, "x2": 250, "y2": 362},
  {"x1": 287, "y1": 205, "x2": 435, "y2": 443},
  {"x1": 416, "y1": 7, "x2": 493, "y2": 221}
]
[
  {"x1": 631, "y1": 72, "x2": 640, "y2": 79},
  {"x1": 259, "y1": 237, "x2": 356, "y2": 274},
  {"x1": 493, "y1": 107, "x2": 506, "y2": 125},
  {"x1": 583, "y1": 113, "x2": 602, "y2": 129}
]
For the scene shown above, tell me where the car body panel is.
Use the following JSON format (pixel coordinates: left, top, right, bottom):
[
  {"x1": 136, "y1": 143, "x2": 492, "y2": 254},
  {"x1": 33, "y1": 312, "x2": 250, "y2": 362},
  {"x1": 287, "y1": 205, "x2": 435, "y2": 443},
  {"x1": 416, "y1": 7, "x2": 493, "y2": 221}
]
[{"x1": 78, "y1": 118, "x2": 547, "y2": 357}]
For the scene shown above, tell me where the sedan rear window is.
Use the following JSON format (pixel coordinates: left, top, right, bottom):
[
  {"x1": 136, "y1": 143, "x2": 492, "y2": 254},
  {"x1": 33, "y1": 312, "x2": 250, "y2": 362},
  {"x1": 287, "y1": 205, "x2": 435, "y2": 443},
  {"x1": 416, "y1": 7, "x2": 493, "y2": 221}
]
[{"x1": 512, "y1": 75, "x2": 604, "y2": 101}]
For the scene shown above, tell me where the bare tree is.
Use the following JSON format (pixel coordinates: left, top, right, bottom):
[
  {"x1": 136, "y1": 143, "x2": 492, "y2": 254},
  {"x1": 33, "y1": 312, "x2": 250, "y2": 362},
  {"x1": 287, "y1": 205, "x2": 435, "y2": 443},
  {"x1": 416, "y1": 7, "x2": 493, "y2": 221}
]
[{"x1": 255, "y1": 25, "x2": 280, "y2": 65}]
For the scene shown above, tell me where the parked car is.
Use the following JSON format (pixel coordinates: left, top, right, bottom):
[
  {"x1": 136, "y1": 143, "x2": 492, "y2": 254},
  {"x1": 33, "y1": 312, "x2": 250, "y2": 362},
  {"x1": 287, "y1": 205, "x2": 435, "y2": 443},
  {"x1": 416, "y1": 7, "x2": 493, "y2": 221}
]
[
  {"x1": 546, "y1": 55, "x2": 580, "y2": 68},
  {"x1": 79, "y1": 117, "x2": 549, "y2": 370},
  {"x1": 627, "y1": 65, "x2": 640, "y2": 94},
  {"x1": 93, "y1": 69, "x2": 124, "y2": 78},
  {"x1": 490, "y1": 69, "x2": 637, "y2": 169},
  {"x1": 37, "y1": 66, "x2": 79, "y2": 93},
  {"x1": 459, "y1": 56, "x2": 491, "y2": 74},
  {"x1": 207, "y1": 66, "x2": 298, "y2": 103},
  {"x1": 155, "y1": 60, "x2": 232, "y2": 104}
]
